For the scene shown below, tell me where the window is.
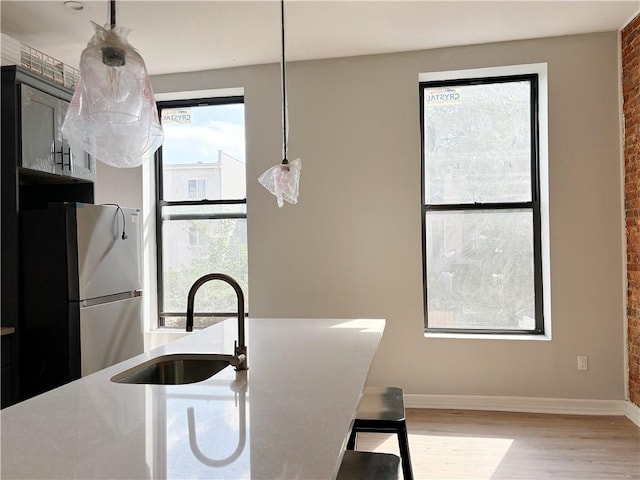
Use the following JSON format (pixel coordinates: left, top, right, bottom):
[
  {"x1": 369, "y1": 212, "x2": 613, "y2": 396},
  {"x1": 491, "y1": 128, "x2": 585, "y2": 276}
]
[
  {"x1": 188, "y1": 225, "x2": 200, "y2": 246},
  {"x1": 188, "y1": 178, "x2": 207, "y2": 199},
  {"x1": 156, "y1": 98, "x2": 247, "y2": 329},
  {"x1": 420, "y1": 71, "x2": 544, "y2": 335}
]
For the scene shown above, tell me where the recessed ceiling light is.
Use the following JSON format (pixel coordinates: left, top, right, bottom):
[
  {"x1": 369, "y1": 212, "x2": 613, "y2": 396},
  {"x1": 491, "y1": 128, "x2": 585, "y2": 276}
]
[{"x1": 64, "y1": 1, "x2": 85, "y2": 12}]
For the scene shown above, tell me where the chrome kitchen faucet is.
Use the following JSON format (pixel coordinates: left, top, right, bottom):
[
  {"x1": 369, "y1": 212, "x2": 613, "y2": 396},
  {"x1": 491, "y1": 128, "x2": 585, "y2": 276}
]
[{"x1": 185, "y1": 273, "x2": 248, "y2": 371}]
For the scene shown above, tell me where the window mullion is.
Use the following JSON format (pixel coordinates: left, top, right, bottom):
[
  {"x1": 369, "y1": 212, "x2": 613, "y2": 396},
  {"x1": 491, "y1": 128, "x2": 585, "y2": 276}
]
[
  {"x1": 424, "y1": 202, "x2": 535, "y2": 212},
  {"x1": 162, "y1": 213, "x2": 247, "y2": 221},
  {"x1": 160, "y1": 199, "x2": 247, "y2": 207}
]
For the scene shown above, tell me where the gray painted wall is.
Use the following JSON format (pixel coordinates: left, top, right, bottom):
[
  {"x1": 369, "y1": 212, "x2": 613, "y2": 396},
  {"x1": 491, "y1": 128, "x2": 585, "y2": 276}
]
[
  {"x1": 95, "y1": 162, "x2": 143, "y2": 210},
  {"x1": 104, "y1": 31, "x2": 625, "y2": 400}
]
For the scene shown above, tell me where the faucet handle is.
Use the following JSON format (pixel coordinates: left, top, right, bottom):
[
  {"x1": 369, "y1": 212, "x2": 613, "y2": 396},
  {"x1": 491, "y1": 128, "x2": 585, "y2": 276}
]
[{"x1": 233, "y1": 340, "x2": 248, "y2": 371}]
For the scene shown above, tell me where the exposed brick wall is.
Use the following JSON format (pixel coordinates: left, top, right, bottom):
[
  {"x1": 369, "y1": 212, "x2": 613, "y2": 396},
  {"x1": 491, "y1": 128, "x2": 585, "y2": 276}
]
[{"x1": 623, "y1": 13, "x2": 640, "y2": 408}]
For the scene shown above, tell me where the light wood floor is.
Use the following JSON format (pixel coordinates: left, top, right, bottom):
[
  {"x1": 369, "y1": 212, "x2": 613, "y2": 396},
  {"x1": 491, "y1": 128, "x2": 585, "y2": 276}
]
[{"x1": 355, "y1": 409, "x2": 640, "y2": 480}]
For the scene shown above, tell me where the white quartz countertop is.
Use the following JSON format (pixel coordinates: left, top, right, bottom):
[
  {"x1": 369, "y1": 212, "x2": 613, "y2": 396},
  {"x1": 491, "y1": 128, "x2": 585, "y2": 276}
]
[{"x1": 1, "y1": 317, "x2": 385, "y2": 479}]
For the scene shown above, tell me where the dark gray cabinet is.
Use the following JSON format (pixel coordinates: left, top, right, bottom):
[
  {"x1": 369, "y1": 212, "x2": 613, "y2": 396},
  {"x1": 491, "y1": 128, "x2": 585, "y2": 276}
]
[
  {"x1": 20, "y1": 83, "x2": 95, "y2": 181},
  {"x1": 2, "y1": 333, "x2": 15, "y2": 408},
  {"x1": 1, "y1": 66, "x2": 95, "y2": 406}
]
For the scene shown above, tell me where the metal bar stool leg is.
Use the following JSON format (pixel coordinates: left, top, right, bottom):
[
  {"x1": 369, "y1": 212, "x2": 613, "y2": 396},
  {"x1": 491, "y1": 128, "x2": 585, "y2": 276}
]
[
  {"x1": 397, "y1": 421, "x2": 413, "y2": 480},
  {"x1": 346, "y1": 429, "x2": 357, "y2": 450}
]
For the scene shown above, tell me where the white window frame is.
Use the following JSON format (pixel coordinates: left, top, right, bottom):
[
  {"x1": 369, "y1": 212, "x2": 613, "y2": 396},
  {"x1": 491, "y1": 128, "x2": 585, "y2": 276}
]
[{"x1": 419, "y1": 64, "x2": 551, "y2": 341}]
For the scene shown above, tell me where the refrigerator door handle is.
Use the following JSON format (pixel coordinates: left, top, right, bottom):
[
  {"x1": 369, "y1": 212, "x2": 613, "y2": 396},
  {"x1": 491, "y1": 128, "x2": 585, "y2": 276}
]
[{"x1": 80, "y1": 290, "x2": 141, "y2": 308}]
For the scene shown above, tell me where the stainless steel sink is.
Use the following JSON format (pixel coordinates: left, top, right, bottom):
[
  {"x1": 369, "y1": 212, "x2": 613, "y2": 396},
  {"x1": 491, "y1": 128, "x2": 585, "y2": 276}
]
[{"x1": 110, "y1": 353, "x2": 232, "y2": 385}]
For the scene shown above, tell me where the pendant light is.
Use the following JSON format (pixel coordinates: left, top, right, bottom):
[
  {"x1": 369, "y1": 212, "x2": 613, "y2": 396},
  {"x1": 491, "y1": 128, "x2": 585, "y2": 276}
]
[
  {"x1": 62, "y1": 0, "x2": 163, "y2": 168},
  {"x1": 258, "y1": 0, "x2": 302, "y2": 207}
]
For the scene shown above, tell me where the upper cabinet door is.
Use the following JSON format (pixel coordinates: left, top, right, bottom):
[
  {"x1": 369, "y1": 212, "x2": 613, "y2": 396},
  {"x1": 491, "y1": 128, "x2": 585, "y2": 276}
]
[
  {"x1": 20, "y1": 84, "x2": 63, "y2": 175},
  {"x1": 20, "y1": 84, "x2": 95, "y2": 182},
  {"x1": 60, "y1": 100, "x2": 95, "y2": 182}
]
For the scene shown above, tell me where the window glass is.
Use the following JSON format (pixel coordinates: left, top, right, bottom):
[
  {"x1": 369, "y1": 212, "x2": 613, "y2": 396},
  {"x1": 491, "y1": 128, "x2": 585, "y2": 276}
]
[
  {"x1": 161, "y1": 104, "x2": 246, "y2": 201},
  {"x1": 161, "y1": 218, "x2": 248, "y2": 327},
  {"x1": 425, "y1": 210, "x2": 535, "y2": 330},
  {"x1": 423, "y1": 81, "x2": 531, "y2": 204}
]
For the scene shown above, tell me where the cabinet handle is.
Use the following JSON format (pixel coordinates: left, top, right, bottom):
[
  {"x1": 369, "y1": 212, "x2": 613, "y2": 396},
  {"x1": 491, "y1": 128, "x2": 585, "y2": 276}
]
[
  {"x1": 65, "y1": 148, "x2": 73, "y2": 173},
  {"x1": 54, "y1": 144, "x2": 71, "y2": 170}
]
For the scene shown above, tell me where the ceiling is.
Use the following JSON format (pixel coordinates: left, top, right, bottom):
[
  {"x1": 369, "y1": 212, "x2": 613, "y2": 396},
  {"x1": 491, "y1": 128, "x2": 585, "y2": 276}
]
[{"x1": 1, "y1": 1, "x2": 639, "y2": 76}]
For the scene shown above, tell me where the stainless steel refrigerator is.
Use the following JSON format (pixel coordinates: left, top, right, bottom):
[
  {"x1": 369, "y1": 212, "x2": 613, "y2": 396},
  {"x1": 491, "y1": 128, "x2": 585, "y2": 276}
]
[{"x1": 20, "y1": 202, "x2": 144, "y2": 399}]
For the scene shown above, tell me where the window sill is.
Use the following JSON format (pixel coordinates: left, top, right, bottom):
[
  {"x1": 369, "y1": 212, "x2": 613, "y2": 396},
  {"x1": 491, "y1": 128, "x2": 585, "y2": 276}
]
[
  {"x1": 144, "y1": 328, "x2": 190, "y2": 351},
  {"x1": 424, "y1": 332, "x2": 551, "y2": 341},
  {"x1": 147, "y1": 327, "x2": 190, "y2": 334}
]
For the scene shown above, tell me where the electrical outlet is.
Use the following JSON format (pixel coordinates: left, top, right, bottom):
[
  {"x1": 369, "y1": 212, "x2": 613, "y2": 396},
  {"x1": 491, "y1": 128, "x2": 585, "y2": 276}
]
[{"x1": 577, "y1": 355, "x2": 588, "y2": 371}]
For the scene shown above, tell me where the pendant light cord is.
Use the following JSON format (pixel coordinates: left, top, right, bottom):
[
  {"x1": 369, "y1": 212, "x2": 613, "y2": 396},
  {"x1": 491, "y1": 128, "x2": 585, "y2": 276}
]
[
  {"x1": 280, "y1": 0, "x2": 289, "y2": 165},
  {"x1": 109, "y1": 0, "x2": 116, "y2": 27}
]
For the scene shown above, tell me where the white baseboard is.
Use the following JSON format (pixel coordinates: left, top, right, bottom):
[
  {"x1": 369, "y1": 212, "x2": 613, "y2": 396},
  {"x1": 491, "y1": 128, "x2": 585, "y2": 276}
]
[
  {"x1": 626, "y1": 401, "x2": 640, "y2": 428},
  {"x1": 405, "y1": 394, "x2": 632, "y2": 417}
]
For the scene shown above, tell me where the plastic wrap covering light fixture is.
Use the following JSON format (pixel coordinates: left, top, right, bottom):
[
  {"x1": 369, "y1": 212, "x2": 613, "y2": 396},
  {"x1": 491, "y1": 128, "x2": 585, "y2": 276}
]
[
  {"x1": 62, "y1": 0, "x2": 163, "y2": 168},
  {"x1": 258, "y1": 0, "x2": 301, "y2": 207}
]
